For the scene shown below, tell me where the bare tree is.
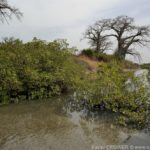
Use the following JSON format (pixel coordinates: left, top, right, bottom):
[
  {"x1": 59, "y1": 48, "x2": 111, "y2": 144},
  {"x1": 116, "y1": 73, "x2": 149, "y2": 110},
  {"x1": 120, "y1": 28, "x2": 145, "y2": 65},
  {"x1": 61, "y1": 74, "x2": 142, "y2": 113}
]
[
  {"x1": 84, "y1": 16, "x2": 150, "y2": 59},
  {"x1": 84, "y1": 20, "x2": 111, "y2": 53},
  {"x1": 0, "y1": 0, "x2": 22, "y2": 23}
]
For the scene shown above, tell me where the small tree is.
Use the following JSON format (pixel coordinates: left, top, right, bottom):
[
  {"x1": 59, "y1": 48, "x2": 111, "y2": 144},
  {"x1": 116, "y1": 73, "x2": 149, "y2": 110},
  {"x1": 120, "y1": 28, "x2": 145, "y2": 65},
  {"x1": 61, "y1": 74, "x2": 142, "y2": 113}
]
[{"x1": 0, "y1": 0, "x2": 22, "y2": 23}]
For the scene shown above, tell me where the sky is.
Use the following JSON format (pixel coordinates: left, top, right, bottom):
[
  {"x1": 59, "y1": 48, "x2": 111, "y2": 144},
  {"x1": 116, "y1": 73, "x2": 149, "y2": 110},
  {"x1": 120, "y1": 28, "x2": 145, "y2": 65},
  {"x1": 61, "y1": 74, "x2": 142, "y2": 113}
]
[{"x1": 0, "y1": 0, "x2": 150, "y2": 63}]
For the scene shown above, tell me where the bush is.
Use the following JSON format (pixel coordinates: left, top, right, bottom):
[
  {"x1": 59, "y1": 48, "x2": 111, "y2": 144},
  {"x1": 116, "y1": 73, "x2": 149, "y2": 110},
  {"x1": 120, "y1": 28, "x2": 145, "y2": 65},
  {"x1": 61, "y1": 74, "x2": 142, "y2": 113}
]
[
  {"x1": 79, "y1": 61, "x2": 150, "y2": 127},
  {"x1": 120, "y1": 59, "x2": 139, "y2": 69},
  {"x1": 0, "y1": 38, "x2": 84, "y2": 104},
  {"x1": 97, "y1": 53, "x2": 116, "y2": 62},
  {"x1": 81, "y1": 49, "x2": 116, "y2": 62},
  {"x1": 141, "y1": 63, "x2": 150, "y2": 71},
  {"x1": 81, "y1": 49, "x2": 97, "y2": 58}
]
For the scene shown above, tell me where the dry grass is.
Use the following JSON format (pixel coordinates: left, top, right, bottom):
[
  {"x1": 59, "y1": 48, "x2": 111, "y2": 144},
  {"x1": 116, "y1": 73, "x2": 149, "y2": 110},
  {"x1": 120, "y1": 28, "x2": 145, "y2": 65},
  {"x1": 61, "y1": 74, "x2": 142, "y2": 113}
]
[
  {"x1": 75, "y1": 54, "x2": 139, "y2": 73},
  {"x1": 76, "y1": 55, "x2": 101, "y2": 71}
]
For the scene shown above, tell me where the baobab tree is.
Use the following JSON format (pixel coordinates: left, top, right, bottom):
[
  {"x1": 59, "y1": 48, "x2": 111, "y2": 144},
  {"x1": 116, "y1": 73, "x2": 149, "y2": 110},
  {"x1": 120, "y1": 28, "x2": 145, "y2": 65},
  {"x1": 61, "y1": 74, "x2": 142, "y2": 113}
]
[
  {"x1": 84, "y1": 20, "x2": 111, "y2": 53},
  {"x1": 84, "y1": 16, "x2": 150, "y2": 59},
  {"x1": 108, "y1": 16, "x2": 150, "y2": 59},
  {"x1": 0, "y1": 0, "x2": 22, "y2": 23}
]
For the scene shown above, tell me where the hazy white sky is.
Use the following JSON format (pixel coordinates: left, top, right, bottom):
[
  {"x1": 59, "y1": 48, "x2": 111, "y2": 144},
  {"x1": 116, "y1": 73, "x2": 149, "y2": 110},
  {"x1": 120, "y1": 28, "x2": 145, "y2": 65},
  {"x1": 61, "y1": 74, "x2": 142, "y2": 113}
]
[{"x1": 0, "y1": 0, "x2": 150, "y2": 63}]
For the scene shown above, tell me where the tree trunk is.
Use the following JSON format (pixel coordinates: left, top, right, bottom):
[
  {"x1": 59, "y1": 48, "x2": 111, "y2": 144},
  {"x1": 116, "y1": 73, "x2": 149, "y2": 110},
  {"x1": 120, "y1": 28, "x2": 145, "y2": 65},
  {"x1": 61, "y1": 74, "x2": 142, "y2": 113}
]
[
  {"x1": 96, "y1": 33, "x2": 100, "y2": 53},
  {"x1": 115, "y1": 48, "x2": 126, "y2": 60},
  {"x1": 96, "y1": 41, "x2": 100, "y2": 52},
  {"x1": 115, "y1": 40, "x2": 126, "y2": 59}
]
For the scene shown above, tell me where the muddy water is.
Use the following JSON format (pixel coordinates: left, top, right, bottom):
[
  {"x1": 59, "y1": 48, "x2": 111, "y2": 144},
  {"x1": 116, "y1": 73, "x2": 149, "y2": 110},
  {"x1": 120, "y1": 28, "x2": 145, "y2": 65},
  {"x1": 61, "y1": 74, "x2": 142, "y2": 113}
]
[{"x1": 0, "y1": 97, "x2": 149, "y2": 150}]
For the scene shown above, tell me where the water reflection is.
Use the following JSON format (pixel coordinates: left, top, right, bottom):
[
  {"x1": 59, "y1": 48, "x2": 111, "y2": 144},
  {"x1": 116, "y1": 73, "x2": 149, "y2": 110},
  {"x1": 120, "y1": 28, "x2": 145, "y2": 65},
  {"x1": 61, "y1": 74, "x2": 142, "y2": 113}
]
[{"x1": 0, "y1": 96, "x2": 149, "y2": 150}]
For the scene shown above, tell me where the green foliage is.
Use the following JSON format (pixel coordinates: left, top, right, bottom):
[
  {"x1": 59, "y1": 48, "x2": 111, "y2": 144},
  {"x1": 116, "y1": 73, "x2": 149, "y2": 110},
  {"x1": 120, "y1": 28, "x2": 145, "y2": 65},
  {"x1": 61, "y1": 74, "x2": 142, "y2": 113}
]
[
  {"x1": 0, "y1": 37, "x2": 149, "y2": 128},
  {"x1": 140, "y1": 63, "x2": 150, "y2": 83},
  {"x1": 0, "y1": 37, "x2": 84, "y2": 104},
  {"x1": 81, "y1": 49, "x2": 96, "y2": 58},
  {"x1": 119, "y1": 59, "x2": 139, "y2": 69},
  {"x1": 97, "y1": 53, "x2": 116, "y2": 62},
  {"x1": 81, "y1": 49, "x2": 116, "y2": 62},
  {"x1": 79, "y1": 61, "x2": 150, "y2": 127},
  {"x1": 141, "y1": 63, "x2": 150, "y2": 71}
]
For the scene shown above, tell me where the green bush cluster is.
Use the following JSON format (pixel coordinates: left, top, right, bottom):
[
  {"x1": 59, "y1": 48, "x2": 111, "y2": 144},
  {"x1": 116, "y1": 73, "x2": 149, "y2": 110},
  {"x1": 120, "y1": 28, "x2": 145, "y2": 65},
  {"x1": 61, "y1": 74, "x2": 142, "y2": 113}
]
[
  {"x1": 97, "y1": 53, "x2": 116, "y2": 62},
  {"x1": 79, "y1": 61, "x2": 150, "y2": 127},
  {"x1": 81, "y1": 49, "x2": 96, "y2": 58},
  {"x1": 141, "y1": 63, "x2": 150, "y2": 71},
  {"x1": 0, "y1": 37, "x2": 84, "y2": 104},
  {"x1": 81, "y1": 49, "x2": 116, "y2": 62}
]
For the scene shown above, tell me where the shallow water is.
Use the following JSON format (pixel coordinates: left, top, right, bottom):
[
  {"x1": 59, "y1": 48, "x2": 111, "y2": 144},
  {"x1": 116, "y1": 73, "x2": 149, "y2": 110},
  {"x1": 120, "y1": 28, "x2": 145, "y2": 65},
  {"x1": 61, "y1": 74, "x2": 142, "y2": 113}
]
[{"x1": 0, "y1": 97, "x2": 149, "y2": 150}]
